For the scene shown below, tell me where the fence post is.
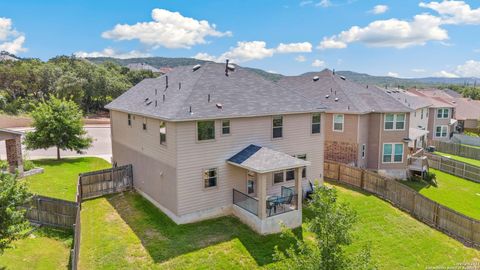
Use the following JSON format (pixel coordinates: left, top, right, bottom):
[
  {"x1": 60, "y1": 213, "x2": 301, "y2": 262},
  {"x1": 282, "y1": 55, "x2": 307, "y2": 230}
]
[
  {"x1": 360, "y1": 169, "x2": 365, "y2": 189},
  {"x1": 36, "y1": 196, "x2": 40, "y2": 222}
]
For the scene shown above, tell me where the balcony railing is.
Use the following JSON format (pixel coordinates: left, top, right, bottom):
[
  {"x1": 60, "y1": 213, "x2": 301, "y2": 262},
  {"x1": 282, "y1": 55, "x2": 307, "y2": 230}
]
[
  {"x1": 233, "y1": 189, "x2": 258, "y2": 216},
  {"x1": 267, "y1": 186, "x2": 297, "y2": 217}
]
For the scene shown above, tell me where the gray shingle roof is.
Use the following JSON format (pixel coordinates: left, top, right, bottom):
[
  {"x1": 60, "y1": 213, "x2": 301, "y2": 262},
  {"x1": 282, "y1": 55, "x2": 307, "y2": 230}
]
[
  {"x1": 375, "y1": 87, "x2": 432, "y2": 110},
  {"x1": 227, "y1": 144, "x2": 310, "y2": 173},
  {"x1": 106, "y1": 62, "x2": 326, "y2": 121},
  {"x1": 277, "y1": 70, "x2": 412, "y2": 114}
]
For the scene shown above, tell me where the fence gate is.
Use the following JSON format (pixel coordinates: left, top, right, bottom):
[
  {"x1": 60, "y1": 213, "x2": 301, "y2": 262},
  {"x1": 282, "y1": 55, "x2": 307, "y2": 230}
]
[{"x1": 78, "y1": 164, "x2": 133, "y2": 200}]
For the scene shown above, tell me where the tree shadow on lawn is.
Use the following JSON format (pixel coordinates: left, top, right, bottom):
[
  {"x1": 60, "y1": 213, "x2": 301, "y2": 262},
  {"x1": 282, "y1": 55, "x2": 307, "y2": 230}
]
[
  {"x1": 401, "y1": 179, "x2": 437, "y2": 192},
  {"x1": 105, "y1": 191, "x2": 302, "y2": 266},
  {"x1": 31, "y1": 157, "x2": 98, "y2": 167}
]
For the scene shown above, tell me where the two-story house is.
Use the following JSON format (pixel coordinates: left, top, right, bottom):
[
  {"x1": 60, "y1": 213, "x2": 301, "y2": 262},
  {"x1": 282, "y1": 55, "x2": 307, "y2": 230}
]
[
  {"x1": 105, "y1": 62, "x2": 326, "y2": 234},
  {"x1": 278, "y1": 70, "x2": 413, "y2": 179}
]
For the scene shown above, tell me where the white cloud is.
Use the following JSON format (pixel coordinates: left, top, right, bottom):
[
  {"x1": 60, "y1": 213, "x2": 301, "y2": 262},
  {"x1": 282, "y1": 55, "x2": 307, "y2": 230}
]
[
  {"x1": 0, "y1": 17, "x2": 26, "y2": 54},
  {"x1": 74, "y1": 48, "x2": 151, "y2": 59},
  {"x1": 295, "y1": 55, "x2": 307, "y2": 62},
  {"x1": 371, "y1": 5, "x2": 389, "y2": 14},
  {"x1": 300, "y1": 0, "x2": 313, "y2": 7},
  {"x1": 276, "y1": 42, "x2": 312, "y2": 53},
  {"x1": 411, "y1": 68, "x2": 426, "y2": 73},
  {"x1": 312, "y1": 59, "x2": 325, "y2": 67},
  {"x1": 420, "y1": 0, "x2": 480, "y2": 25},
  {"x1": 193, "y1": 52, "x2": 217, "y2": 61},
  {"x1": 454, "y1": 60, "x2": 480, "y2": 77},
  {"x1": 434, "y1": 70, "x2": 460, "y2": 78},
  {"x1": 316, "y1": 0, "x2": 332, "y2": 7},
  {"x1": 474, "y1": 48, "x2": 480, "y2": 53},
  {"x1": 102, "y1": 9, "x2": 231, "y2": 49},
  {"x1": 387, "y1": 72, "x2": 399, "y2": 77},
  {"x1": 318, "y1": 14, "x2": 448, "y2": 49}
]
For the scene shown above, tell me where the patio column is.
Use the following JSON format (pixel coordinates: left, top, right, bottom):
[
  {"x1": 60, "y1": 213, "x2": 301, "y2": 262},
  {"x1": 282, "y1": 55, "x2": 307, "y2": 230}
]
[
  {"x1": 6, "y1": 137, "x2": 23, "y2": 174},
  {"x1": 257, "y1": 173, "x2": 267, "y2": 219},
  {"x1": 295, "y1": 167, "x2": 302, "y2": 210}
]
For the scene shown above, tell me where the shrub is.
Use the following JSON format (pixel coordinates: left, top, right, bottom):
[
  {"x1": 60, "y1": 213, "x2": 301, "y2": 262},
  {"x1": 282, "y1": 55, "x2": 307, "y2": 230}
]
[
  {"x1": 423, "y1": 171, "x2": 436, "y2": 184},
  {"x1": 0, "y1": 160, "x2": 7, "y2": 171},
  {"x1": 23, "y1": 159, "x2": 35, "y2": 172}
]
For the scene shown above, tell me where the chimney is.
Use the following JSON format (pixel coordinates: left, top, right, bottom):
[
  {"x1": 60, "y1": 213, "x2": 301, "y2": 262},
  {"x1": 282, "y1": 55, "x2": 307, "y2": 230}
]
[{"x1": 225, "y1": 59, "x2": 230, "y2": 76}]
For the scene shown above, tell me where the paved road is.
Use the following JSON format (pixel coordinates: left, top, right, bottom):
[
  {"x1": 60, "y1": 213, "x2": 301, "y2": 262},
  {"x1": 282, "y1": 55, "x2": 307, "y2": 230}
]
[{"x1": 0, "y1": 126, "x2": 112, "y2": 161}]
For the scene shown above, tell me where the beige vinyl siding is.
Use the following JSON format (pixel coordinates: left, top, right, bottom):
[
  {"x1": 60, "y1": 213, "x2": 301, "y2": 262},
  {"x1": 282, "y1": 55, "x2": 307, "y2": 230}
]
[
  {"x1": 175, "y1": 113, "x2": 325, "y2": 216},
  {"x1": 110, "y1": 110, "x2": 178, "y2": 215}
]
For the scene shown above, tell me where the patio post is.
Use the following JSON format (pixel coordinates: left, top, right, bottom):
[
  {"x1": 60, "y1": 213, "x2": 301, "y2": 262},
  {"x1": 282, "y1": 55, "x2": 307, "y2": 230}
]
[
  {"x1": 257, "y1": 173, "x2": 267, "y2": 219},
  {"x1": 295, "y1": 167, "x2": 302, "y2": 210},
  {"x1": 6, "y1": 137, "x2": 23, "y2": 174}
]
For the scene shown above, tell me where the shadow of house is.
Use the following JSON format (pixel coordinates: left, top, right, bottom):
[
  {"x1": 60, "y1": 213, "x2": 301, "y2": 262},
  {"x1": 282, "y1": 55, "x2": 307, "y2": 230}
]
[{"x1": 105, "y1": 191, "x2": 302, "y2": 266}]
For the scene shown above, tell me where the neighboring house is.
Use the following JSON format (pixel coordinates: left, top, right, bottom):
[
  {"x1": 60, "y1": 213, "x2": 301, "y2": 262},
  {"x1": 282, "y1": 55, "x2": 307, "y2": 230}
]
[
  {"x1": 278, "y1": 70, "x2": 413, "y2": 179},
  {"x1": 106, "y1": 62, "x2": 326, "y2": 234},
  {"x1": 126, "y1": 63, "x2": 160, "y2": 73},
  {"x1": 0, "y1": 53, "x2": 18, "y2": 62},
  {"x1": 409, "y1": 89, "x2": 457, "y2": 141},
  {"x1": 452, "y1": 98, "x2": 480, "y2": 132}
]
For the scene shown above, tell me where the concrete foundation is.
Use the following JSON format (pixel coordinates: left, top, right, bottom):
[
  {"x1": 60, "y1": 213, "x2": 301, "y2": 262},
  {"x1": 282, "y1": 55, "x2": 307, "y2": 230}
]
[{"x1": 232, "y1": 205, "x2": 302, "y2": 235}]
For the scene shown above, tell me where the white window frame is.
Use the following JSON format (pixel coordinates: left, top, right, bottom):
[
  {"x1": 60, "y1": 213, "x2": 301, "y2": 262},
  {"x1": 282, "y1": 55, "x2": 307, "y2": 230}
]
[
  {"x1": 272, "y1": 115, "x2": 283, "y2": 139},
  {"x1": 384, "y1": 113, "x2": 406, "y2": 131},
  {"x1": 311, "y1": 113, "x2": 321, "y2": 134},
  {"x1": 196, "y1": 120, "x2": 216, "y2": 142},
  {"x1": 159, "y1": 121, "x2": 167, "y2": 145},
  {"x1": 435, "y1": 125, "x2": 448, "y2": 138},
  {"x1": 333, "y1": 114, "x2": 344, "y2": 132},
  {"x1": 436, "y1": 108, "x2": 449, "y2": 119},
  {"x1": 273, "y1": 171, "x2": 285, "y2": 185},
  {"x1": 221, "y1": 119, "x2": 231, "y2": 135},
  {"x1": 127, "y1": 114, "x2": 132, "y2": 126},
  {"x1": 203, "y1": 168, "x2": 218, "y2": 189},
  {"x1": 382, "y1": 143, "x2": 404, "y2": 164}
]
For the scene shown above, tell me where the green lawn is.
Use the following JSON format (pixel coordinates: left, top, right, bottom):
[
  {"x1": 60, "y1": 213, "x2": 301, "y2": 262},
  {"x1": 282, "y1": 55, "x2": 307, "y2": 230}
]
[
  {"x1": 24, "y1": 157, "x2": 111, "y2": 201},
  {"x1": 435, "y1": 151, "x2": 480, "y2": 167},
  {"x1": 0, "y1": 227, "x2": 73, "y2": 270},
  {"x1": 79, "y1": 190, "x2": 480, "y2": 270},
  {"x1": 402, "y1": 169, "x2": 480, "y2": 220}
]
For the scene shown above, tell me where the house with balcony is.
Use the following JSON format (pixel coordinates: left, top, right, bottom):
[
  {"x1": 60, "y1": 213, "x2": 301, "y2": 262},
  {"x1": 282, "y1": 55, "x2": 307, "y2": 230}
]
[
  {"x1": 278, "y1": 70, "x2": 414, "y2": 179},
  {"x1": 105, "y1": 62, "x2": 326, "y2": 234}
]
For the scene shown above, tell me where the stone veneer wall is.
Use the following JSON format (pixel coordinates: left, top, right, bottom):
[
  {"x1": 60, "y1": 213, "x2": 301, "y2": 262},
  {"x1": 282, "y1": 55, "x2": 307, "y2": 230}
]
[
  {"x1": 325, "y1": 141, "x2": 358, "y2": 165},
  {"x1": 5, "y1": 137, "x2": 23, "y2": 174}
]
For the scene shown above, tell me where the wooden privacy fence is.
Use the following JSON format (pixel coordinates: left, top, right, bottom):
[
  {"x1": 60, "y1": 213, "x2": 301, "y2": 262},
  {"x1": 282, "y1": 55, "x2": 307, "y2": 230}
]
[
  {"x1": 25, "y1": 195, "x2": 78, "y2": 229},
  {"x1": 78, "y1": 164, "x2": 133, "y2": 200},
  {"x1": 429, "y1": 140, "x2": 480, "y2": 160},
  {"x1": 426, "y1": 153, "x2": 480, "y2": 183},
  {"x1": 324, "y1": 161, "x2": 480, "y2": 248}
]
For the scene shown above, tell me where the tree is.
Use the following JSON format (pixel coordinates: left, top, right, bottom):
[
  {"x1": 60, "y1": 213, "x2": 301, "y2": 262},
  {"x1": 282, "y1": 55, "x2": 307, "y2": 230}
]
[
  {"x1": 25, "y1": 96, "x2": 93, "y2": 160},
  {"x1": 273, "y1": 187, "x2": 376, "y2": 270},
  {"x1": 0, "y1": 173, "x2": 31, "y2": 253}
]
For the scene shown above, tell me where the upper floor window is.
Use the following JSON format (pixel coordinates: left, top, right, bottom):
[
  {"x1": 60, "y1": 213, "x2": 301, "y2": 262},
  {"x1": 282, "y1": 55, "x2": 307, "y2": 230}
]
[
  {"x1": 333, "y1": 114, "x2": 344, "y2": 132},
  {"x1": 222, "y1": 120, "x2": 230, "y2": 135},
  {"x1": 435, "y1": 125, "x2": 448, "y2": 138},
  {"x1": 203, "y1": 168, "x2": 217, "y2": 188},
  {"x1": 142, "y1": 117, "x2": 147, "y2": 130},
  {"x1": 159, "y1": 121, "x2": 166, "y2": 145},
  {"x1": 361, "y1": 144, "x2": 366, "y2": 159},
  {"x1": 382, "y1": 143, "x2": 404, "y2": 163},
  {"x1": 128, "y1": 114, "x2": 132, "y2": 126},
  {"x1": 197, "y1": 120, "x2": 215, "y2": 141},
  {"x1": 312, "y1": 113, "x2": 321, "y2": 134},
  {"x1": 384, "y1": 113, "x2": 405, "y2": 130},
  {"x1": 272, "y1": 116, "x2": 283, "y2": 138},
  {"x1": 437, "y1": 108, "x2": 449, "y2": 119}
]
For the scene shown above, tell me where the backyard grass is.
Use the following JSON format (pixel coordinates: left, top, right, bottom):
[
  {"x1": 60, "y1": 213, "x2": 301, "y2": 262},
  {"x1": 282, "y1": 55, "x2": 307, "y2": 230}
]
[
  {"x1": 79, "y1": 189, "x2": 480, "y2": 269},
  {"x1": 402, "y1": 169, "x2": 480, "y2": 220},
  {"x1": 435, "y1": 151, "x2": 480, "y2": 167},
  {"x1": 24, "y1": 157, "x2": 111, "y2": 201},
  {"x1": 0, "y1": 226, "x2": 73, "y2": 270}
]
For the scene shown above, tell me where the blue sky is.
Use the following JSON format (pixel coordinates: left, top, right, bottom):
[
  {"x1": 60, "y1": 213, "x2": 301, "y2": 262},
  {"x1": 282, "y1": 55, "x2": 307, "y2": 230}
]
[{"x1": 1, "y1": 0, "x2": 480, "y2": 77}]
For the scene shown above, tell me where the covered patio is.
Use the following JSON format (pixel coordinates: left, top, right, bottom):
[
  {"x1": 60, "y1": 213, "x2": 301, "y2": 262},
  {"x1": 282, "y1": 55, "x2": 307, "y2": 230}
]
[
  {"x1": 227, "y1": 144, "x2": 310, "y2": 234},
  {"x1": 0, "y1": 128, "x2": 23, "y2": 174}
]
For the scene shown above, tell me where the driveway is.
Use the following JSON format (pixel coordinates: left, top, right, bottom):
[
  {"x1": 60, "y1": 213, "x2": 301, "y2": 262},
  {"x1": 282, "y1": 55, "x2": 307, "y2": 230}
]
[{"x1": 0, "y1": 125, "x2": 112, "y2": 161}]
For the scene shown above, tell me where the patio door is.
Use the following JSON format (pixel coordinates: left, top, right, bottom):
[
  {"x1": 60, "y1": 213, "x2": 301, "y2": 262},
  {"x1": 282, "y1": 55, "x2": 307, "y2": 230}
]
[{"x1": 247, "y1": 171, "x2": 256, "y2": 197}]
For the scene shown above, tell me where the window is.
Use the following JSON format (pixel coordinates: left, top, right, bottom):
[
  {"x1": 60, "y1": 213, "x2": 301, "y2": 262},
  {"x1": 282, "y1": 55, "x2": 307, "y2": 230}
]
[
  {"x1": 128, "y1": 114, "x2": 132, "y2": 126},
  {"x1": 333, "y1": 114, "x2": 344, "y2": 132},
  {"x1": 296, "y1": 154, "x2": 307, "y2": 178},
  {"x1": 286, "y1": 169, "x2": 295, "y2": 181},
  {"x1": 383, "y1": 143, "x2": 404, "y2": 163},
  {"x1": 312, "y1": 113, "x2": 321, "y2": 134},
  {"x1": 273, "y1": 171, "x2": 284, "y2": 184},
  {"x1": 197, "y1": 121, "x2": 215, "y2": 141},
  {"x1": 159, "y1": 121, "x2": 166, "y2": 145},
  {"x1": 203, "y1": 168, "x2": 217, "y2": 188},
  {"x1": 437, "y1": 108, "x2": 449, "y2": 119},
  {"x1": 361, "y1": 144, "x2": 366, "y2": 159},
  {"x1": 142, "y1": 117, "x2": 147, "y2": 130},
  {"x1": 420, "y1": 109, "x2": 424, "y2": 120},
  {"x1": 435, "y1": 125, "x2": 448, "y2": 138},
  {"x1": 272, "y1": 116, "x2": 283, "y2": 138},
  {"x1": 222, "y1": 120, "x2": 230, "y2": 135},
  {"x1": 384, "y1": 113, "x2": 405, "y2": 130}
]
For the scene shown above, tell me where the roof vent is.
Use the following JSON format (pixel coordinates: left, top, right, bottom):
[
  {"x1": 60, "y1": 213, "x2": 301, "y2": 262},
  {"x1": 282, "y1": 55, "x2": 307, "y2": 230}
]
[
  {"x1": 163, "y1": 94, "x2": 166, "y2": 102},
  {"x1": 155, "y1": 88, "x2": 157, "y2": 95},
  {"x1": 208, "y1": 94, "x2": 211, "y2": 103},
  {"x1": 144, "y1": 98, "x2": 149, "y2": 102},
  {"x1": 227, "y1": 64, "x2": 235, "y2": 71},
  {"x1": 334, "y1": 98, "x2": 339, "y2": 102},
  {"x1": 155, "y1": 100, "x2": 158, "y2": 107},
  {"x1": 192, "y1": 64, "x2": 201, "y2": 71},
  {"x1": 325, "y1": 95, "x2": 330, "y2": 99},
  {"x1": 347, "y1": 105, "x2": 350, "y2": 110},
  {"x1": 340, "y1": 76, "x2": 346, "y2": 80},
  {"x1": 189, "y1": 106, "x2": 193, "y2": 114},
  {"x1": 165, "y1": 76, "x2": 168, "y2": 89},
  {"x1": 146, "y1": 101, "x2": 152, "y2": 106},
  {"x1": 225, "y1": 59, "x2": 230, "y2": 76},
  {"x1": 313, "y1": 76, "x2": 319, "y2": 81},
  {"x1": 216, "y1": 103, "x2": 223, "y2": 109}
]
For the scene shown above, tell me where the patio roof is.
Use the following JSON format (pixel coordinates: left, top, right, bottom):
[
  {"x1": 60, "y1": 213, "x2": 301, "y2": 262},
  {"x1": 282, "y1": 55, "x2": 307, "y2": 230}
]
[
  {"x1": 409, "y1": 128, "x2": 429, "y2": 140},
  {"x1": 227, "y1": 144, "x2": 310, "y2": 174},
  {"x1": 0, "y1": 128, "x2": 23, "y2": 141}
]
